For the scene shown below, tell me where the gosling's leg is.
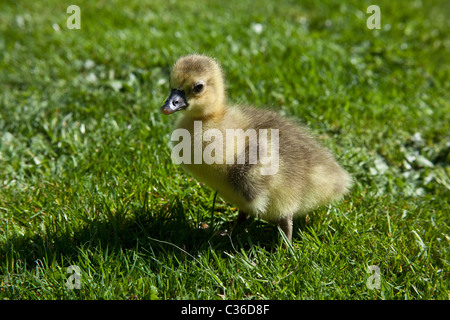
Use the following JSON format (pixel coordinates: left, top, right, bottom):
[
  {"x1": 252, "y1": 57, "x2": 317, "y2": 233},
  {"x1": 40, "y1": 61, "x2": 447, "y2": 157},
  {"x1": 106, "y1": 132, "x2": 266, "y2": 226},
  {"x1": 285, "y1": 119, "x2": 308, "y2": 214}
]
[
  {"x1": 277, "y1": 214, "x2": 293, "y2": 243},
  {"x1": 236, "y1": 211, "x2": 249, "y2": 225},
  {"x1": 232, "y1": 211, "x2": 249, "y2": 231}
]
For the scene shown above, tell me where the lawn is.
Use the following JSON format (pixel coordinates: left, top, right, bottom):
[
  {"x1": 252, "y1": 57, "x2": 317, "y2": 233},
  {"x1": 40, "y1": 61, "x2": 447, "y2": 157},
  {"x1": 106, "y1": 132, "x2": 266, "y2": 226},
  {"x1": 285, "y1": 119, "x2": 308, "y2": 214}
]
[{"x1": 0, "y1": 0, "x2": 449, "y2": 300}]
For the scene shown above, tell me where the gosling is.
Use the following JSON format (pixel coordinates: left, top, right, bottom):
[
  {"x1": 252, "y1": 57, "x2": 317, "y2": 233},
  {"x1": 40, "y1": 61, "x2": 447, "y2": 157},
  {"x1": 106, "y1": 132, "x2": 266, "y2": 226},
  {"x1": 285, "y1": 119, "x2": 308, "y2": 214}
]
[{"x1": 161, "y1": 54, "x2": 352, "y2": 242}]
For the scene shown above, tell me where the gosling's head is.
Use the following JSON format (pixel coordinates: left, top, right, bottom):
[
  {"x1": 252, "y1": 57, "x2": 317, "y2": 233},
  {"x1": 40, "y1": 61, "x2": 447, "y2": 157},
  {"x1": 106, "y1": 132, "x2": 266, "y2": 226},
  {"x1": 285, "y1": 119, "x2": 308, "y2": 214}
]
[{"x1": 161, "y1": 54, "x2": 226, "y2": 118}]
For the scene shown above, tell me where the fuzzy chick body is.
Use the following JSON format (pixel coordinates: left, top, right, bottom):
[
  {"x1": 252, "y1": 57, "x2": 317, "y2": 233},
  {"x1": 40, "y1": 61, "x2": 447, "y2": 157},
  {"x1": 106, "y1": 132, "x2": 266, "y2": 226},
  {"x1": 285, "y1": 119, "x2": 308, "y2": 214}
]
[{"x1": 161, "y1": 54, "x2": 352, "y2": 241}]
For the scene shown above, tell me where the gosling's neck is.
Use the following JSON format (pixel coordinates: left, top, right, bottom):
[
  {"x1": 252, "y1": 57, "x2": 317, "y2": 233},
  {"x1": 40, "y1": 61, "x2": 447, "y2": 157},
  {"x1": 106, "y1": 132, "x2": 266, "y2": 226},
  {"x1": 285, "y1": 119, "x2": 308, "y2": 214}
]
[{"x1": 187, "y1": 95, "x2": 227, "y2": 122}]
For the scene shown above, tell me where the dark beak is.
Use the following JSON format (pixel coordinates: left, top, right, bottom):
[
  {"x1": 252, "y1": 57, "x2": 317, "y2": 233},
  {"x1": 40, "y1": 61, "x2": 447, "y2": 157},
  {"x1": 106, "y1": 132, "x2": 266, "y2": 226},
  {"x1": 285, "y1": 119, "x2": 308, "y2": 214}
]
[{"x1": 161, "y1": 89, "x2": 189, "y2": 115}]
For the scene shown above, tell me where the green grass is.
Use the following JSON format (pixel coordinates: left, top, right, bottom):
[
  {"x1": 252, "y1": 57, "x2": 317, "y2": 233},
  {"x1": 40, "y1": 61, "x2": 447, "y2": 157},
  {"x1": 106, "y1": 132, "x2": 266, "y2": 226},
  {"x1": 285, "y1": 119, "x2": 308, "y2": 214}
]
[{"x1": 0, "y1": 0, "x2": 449, "y2": 299}]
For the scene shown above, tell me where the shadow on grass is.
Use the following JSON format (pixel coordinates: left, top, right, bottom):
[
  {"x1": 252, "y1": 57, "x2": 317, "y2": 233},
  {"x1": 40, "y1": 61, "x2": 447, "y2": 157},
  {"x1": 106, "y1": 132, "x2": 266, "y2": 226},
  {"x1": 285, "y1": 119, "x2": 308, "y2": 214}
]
[{"x1": 1, "y1": 197, "x2": 300, "y2": 270}]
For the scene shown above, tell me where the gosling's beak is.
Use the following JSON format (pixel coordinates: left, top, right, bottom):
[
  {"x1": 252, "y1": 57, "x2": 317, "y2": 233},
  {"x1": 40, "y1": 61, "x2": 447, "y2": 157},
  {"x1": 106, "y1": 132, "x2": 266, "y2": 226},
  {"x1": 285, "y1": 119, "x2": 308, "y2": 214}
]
[{"x1": 161, "y1": 89, "x2": 189, "y2": 115}]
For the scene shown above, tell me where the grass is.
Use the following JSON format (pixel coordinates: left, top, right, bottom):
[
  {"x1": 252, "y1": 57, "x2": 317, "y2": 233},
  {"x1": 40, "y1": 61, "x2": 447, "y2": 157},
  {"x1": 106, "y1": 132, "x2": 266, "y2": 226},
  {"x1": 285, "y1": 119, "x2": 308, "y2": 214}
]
[{"x1": 0, "y1": 0, "x2": 449, "y2": 299}]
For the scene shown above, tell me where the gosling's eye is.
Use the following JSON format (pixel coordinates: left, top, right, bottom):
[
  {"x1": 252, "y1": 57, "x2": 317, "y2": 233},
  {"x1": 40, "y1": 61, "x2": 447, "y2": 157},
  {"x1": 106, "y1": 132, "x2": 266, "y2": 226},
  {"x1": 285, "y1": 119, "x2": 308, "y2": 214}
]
[{"x1": 193, "y1": 82, "x2": 205, "y2": 94}]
